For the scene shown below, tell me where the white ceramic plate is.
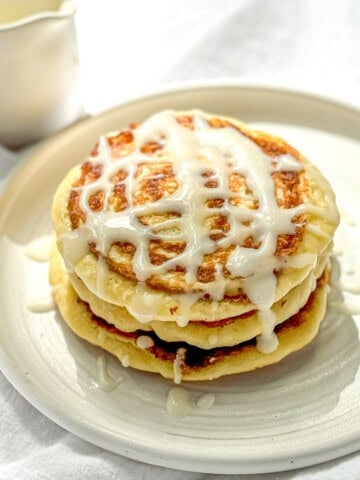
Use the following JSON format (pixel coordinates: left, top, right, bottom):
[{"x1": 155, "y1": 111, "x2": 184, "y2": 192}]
[{"x1": 0, "y1": 85, "x2": 360, "y2": 474}]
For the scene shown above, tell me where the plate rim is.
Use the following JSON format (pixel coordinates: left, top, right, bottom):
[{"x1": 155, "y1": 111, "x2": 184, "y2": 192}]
[{"x1": 0, "y1": 82, "x2": 360, "y2": 474}]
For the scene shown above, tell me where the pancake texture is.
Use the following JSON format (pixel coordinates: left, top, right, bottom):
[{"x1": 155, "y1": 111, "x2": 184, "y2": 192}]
[
  {"x1": 55, "y1": 246, "x2": 330, "y2": 349},
  {"x1": 50, "y1": 244, "x2": 330, "y2": 381},
  {"x1": 50, "y1": 110, "x2": 339, "y2": 381}
]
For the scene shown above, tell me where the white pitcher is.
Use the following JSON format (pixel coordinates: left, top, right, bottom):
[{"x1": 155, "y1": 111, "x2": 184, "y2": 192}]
[{"x1": 0, "y1": 0, "x2": 82, "y2": 147}]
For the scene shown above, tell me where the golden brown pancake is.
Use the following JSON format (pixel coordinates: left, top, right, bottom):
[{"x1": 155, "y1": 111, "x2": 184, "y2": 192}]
[
  {"x1": 50, "y1": 241, "x2": 330, "y2": 381},
  {"x1": 51, "y1": 245, "x2": 330, "y2": 349},
  {"x1": 52, "y1": 111, "x2": 338, "y2": 324},
  {"x1": 50, "y1": 110, "x2": 339, "y2": 381}
]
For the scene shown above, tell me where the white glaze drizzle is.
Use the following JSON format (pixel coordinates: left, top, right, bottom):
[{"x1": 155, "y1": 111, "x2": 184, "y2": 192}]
[
  {"x1": 95, "y1": 256, "x2": 108, "y2": 299},
  {"x1": 60, "y1": 110, "x2": 336, "y2": 352},
  {"x1": 166, "y1": 387, "x2": 191, "y2": 417},
  {"x1": 173, "y1": 347, "x2": 186, "y2": 384},
  {"x1": 127, "y1": 283, "x2": 166, "y2": 323},
  {"x1": 173, "y1": 292, "x2": 203, "y2": 327},
  {"x1": 97, "y1": 355, "x2": 122, "y2": 391},
  {"x1": 26, "y1": 234, "x2": 53, "y2": 262},
  {"x1": 256, "y1": 310, "x2": 279, "y2": 353},
  {"x1": 28, "y1": 295, "x2": 55, "y2": 313},
  {"x1": 136, "y1": 335, "x2": 155, "y2": 349},
  {"x1": 121, "y1": 355, "x2": 130, "y2": 367},
  {"x1": 306, "y1": 224, "x2": 331, "y2": 239},
  {"x1": 196, "y1": 393, "x2": 215, "y2": 410}
]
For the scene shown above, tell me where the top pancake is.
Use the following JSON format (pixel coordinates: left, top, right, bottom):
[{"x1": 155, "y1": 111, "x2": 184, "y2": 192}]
[{"x1": 52, "y1": 110, "x2": 339, "y2": 323}]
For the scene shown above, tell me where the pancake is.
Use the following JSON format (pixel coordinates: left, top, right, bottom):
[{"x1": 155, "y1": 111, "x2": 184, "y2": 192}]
[
  {"x1": 50, "y1": 244, "x2": 330, "y2": 349},
  {"x1": 50, "y1": 109, "x2": 339, "y2": 380},
  {"x1": 52, "y1": 110, "x2": 339, "y2": 328},
  {"x1": 50, "y1": 241, "x2": 330, "y2": 382}
]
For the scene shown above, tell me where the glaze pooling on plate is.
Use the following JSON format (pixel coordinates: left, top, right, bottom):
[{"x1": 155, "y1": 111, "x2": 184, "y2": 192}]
[
  {"x1": 166, "y1": 386, "x2": 191, "y2": 418},
  {"x1": 96, "y1": 355, "x2": 122, "y2": 391},
  {"x1": 27, "y1": 295, "x2": 55, "y2": 313},
  {"x1": 25, "y1": 234, "x2": 53, "y2": 262}
]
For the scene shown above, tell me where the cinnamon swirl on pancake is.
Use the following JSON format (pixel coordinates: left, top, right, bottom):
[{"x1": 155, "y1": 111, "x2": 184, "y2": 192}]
[{"x1": 50, "y1": 110, "x2": 339, "y2": 381}]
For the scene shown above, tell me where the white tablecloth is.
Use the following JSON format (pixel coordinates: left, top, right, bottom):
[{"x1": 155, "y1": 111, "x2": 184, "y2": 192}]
[{"x1": 1, "y1": 0, "x2": 359, "y2": 478}]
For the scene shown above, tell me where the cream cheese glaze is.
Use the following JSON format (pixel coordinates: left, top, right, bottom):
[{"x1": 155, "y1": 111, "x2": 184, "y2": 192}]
[
  {"x1": 196, "y1": 393, "x2": 215, "y2": 410},
  {"x1": 59, "y1": 110, "x2": 334, "y2": 354},
  {"x1": 173, "y1": 347, "x2": 186, "y2": 384},
  {"x1": 28, "y1": 295, "x2": 55, "y2": 313},
  {"x1": 166, "y1": 387, "x2": 191, "y2": 417},
  {"x1": 97, "y1": 355, "x2": 122, "y2": 391},
  {"x1": 136, "y1": 335, "x2": 155, "y2": 349},
  {"x1": 26, "y1": 234, "x2": 53, "y2": 262}
]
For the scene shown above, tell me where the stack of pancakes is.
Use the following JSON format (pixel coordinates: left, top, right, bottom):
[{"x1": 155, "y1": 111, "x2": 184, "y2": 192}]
[{"x1": 50, "y1": 110, "x2": 339, "y2": 382}]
